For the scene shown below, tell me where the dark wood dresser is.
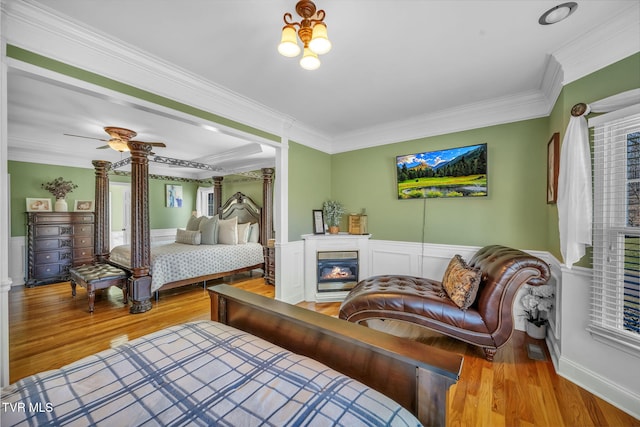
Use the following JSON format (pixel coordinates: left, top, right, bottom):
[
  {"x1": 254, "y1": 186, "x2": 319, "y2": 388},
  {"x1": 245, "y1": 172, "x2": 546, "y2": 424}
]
[{"x1": 26, "y1": 212, "x2": 95, "y2": 287}]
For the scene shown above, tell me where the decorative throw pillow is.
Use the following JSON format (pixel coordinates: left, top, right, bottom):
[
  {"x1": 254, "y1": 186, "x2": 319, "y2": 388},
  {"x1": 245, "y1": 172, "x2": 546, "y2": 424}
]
[
  {"x1": 199, "y1": 216, "x2": 219, "y2": 245},
  {"x1": 175, "y1": 228, "x2": 201, "y2": 245},
  {"x1": 237, "y1": 222, "x2": 251, "y2": 244},
  {"x1": 248, "y1": 222, "x2": 260, "y2": 243},
  {"x1": 186, "y1": 215, "x2": 205, "y2": 231},
  {"x1": 441, "y1": 254, "x2": 482, "y2": 310},
  {"x1": 218, "y1": 217, "x2": 238, "y2": 245}
]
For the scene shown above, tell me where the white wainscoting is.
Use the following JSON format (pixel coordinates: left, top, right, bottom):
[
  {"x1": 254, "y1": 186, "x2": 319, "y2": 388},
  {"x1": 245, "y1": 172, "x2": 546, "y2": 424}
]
[
  {"x1": 557, "y1": 266, "x2": 640, "y2": 419},
  {"x1": 276, "y1": 241, "x2": 304, "y2": 304},
  {"x1": 9, "y1": 237, "x2": 26, "y2": 287}
]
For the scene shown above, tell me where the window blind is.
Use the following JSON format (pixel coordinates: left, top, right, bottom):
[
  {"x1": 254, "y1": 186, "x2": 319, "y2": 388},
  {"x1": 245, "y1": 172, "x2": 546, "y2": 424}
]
[{"x1": 589, "y1": 110, "x2": 640, "y2": 353}]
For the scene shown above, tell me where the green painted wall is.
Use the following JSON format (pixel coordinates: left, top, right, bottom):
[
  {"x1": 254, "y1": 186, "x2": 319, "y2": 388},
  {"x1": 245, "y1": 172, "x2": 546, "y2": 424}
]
[
  {"x1": 288, "y1": 142, "x2": 332, "y2": 241},
  {"x1": 222, "y1": 176, "x2": 263, "y2": 207},
  {"x1": 8, "y1": 161, "x2": 199, "y2": 236},
  {"x1": 331, "y1": 118, "x2": 549, "y2": 249},
  {"x1": 319, "y1": 53, "x2": 638, "y2": 255},
  {"x1": 8, "y1": 161, "x2": 94, "y2": 236}
]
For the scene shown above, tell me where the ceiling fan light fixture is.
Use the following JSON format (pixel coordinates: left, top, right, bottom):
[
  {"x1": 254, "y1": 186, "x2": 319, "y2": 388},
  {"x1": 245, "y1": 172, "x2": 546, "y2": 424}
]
[
  {"x1": 108, "y1": 138, "x2": 130, "y2": 152},
  {"x1": 539, "y1": 2, "x2": 577, "y2": 25}
]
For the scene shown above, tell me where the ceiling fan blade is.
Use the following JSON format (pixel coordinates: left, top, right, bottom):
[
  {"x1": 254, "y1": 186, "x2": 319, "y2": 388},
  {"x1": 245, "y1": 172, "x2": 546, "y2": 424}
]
[
  {"x1": 64, "y1": 133, "x2": 109, "y2": 142},
  {"x1": 96, "y1": 145, "x2": 110, "y2": 149},
  {"x1": 130, "y1": 140, "x2": 166, "y2": 148}
]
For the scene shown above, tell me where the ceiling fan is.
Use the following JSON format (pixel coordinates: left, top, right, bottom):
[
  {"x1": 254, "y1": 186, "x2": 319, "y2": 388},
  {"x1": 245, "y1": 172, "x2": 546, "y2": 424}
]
[{"x1": 64, "y1": 126, "x2": 167, "y2": 152}]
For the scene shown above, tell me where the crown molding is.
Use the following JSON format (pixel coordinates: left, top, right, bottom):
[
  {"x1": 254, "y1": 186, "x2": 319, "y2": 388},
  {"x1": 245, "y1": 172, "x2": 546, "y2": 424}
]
[
  {"x1": 551, "y1": 2, "x2": 640, "y2": 84},
  {"x1": 4, "y1": 1, "x2": 306, "y2": 145},
  {"x1": 5, "y1": 0, "x2": 638, "y2": 157},
  {"x1": 328, "y1": 89, "x2": 551, "y2": 154}
]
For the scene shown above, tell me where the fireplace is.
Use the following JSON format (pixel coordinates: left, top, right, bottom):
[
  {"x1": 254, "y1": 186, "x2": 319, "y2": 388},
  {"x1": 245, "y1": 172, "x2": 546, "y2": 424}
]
[{"x1": 317, "y1": 251, "x2": 359, "y2": 292}]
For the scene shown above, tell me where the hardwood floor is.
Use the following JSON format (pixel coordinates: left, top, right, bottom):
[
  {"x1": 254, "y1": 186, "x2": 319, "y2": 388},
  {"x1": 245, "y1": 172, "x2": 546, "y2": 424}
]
[{"x1": 8, "y1": 276, "x2": 639, "y2": 427}]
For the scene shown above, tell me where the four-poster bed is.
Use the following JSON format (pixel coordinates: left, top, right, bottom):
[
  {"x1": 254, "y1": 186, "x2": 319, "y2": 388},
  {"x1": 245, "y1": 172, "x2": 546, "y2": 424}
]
[{"x1": 92, "y1": 143, "x2": 275, "y2": 314}]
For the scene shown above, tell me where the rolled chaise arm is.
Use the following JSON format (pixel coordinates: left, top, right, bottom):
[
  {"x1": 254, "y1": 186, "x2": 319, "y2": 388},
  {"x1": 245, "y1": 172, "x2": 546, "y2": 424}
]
[{"x1": 467, "y1": 245, "x2": 551, "y2": 356}]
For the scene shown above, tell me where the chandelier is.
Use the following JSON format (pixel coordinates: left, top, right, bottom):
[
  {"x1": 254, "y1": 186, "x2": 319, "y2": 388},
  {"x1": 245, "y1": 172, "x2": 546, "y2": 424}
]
[{"x1": 278, "y1": 0, "x2": 332, "y2": 70}]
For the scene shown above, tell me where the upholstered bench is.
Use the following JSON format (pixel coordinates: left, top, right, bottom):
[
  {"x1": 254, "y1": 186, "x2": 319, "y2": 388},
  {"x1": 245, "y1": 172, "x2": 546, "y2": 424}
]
[
  {"x1": 69, "y1": 264, "x2": 128, "y2": 313},
  {"x1": 339, "y1": 245, "x2": 551, "y2": 361}
]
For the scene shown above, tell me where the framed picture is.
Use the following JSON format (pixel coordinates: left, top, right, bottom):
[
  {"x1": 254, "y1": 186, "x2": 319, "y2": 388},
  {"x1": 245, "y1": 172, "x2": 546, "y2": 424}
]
[
  {"x1": 166, "y1": 184, "x2": 183, "y2": 208},
  {"x1": 313, "y1": 209, "x2": 325, "y2": 234},
  {"x1": 74, "y1": 200, "x2": 94, "y2": 211},
  {"x1": 26, "y1": 198, "x2": 52, "y2": 212},
  {"x1": 547, "y1": 132, "x2": 560, "y2": 204}
]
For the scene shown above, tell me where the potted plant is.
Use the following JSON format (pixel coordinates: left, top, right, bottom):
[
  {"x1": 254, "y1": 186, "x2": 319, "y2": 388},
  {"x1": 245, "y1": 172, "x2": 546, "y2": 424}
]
[
  {"x1": 42, "y1": 177, "x2": 78, "y2": 212},
  {"x1": 323, "y1": 200, "x2": 345, "y2": 234},
  {"x1": 520, "y1": 284, "x2": 554, "y2": 339}
]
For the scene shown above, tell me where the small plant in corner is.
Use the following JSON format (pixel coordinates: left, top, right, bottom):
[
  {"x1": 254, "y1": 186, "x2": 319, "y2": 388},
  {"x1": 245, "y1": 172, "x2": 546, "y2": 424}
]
[
  {"x1": 520, "y1": 284, "x2": 554, "y2": 327},
  {"x1": 323, "y1": 200, "x2": 345, "y2": 233}
]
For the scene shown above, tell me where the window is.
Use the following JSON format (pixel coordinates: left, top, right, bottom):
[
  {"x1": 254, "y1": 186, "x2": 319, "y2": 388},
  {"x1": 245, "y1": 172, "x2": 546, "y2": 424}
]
[
  {"x1": 196, "y1": 186, "x2": 214, "y2": 217},
  {"x1": 589, "y1": 107, "x2": 640, "y2": 355}
]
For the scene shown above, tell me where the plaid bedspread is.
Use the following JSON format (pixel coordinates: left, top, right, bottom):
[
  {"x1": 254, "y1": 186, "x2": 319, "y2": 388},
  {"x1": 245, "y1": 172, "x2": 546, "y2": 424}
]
[{"x1": 2, "y1": 321, "x2": 421, "y2": 426}]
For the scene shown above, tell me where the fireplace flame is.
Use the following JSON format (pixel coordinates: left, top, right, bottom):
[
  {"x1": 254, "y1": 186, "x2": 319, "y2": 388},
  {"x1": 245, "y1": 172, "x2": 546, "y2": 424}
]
[{"x1": 323, "y1": 266, "x2": 353, "y2": 279}]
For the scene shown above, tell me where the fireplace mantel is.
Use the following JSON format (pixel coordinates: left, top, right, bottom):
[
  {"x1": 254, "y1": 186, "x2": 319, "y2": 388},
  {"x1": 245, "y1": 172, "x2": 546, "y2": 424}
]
[{"x1": 302, "y1": 233, "x2": 372, "y2": 302}]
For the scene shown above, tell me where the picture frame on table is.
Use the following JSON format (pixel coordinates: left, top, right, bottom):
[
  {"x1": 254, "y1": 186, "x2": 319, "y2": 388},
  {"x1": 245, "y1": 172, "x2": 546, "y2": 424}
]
[
  {"x1": 74, "y1": 200, "x2": 94, "y2": 211},
  {"x1": 547, "y1": 132, "x2": 560, "y2": 204},
  {"x1": 313, "y1": 209, "x2": 325, "y2": 234},
  {"x1": 26, "y1": 198, "x2": 52, "y2": 212}
]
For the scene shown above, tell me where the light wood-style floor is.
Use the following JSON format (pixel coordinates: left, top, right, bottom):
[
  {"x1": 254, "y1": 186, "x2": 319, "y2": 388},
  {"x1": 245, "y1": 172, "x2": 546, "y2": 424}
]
[{"x1": 8, "y1": 275, "x2": 639, "y2": 427}]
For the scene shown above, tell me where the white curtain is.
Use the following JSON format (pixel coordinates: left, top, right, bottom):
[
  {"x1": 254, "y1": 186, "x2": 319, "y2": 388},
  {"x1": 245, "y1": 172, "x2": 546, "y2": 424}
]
[{"x1": 558, "y1": 88, "x2": 640, "y2": 267}]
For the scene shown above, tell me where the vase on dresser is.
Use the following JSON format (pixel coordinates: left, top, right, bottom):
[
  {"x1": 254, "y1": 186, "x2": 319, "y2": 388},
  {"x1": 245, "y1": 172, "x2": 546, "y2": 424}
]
[{"x1": 54, "y1": 198, "x2": 68, "y2": 212}]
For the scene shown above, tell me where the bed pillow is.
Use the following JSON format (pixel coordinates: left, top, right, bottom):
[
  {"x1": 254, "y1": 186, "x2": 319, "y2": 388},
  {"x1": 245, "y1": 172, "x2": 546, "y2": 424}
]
[
  {"x1": 248, "y1": 222, "x2": 260, "y2": 243},
  {"x1": 199, "y1": 216, "x2": 219, "y2": 245},
  {"x1": 218, "y1": 217, "x2": 238, "y2": 245},
  {"x1": 237, "y1": 222, "x2": 251, "y2": 244},
  {"x1": 186, "y1": 215, "x2": 205, "y2": 231},
  {"x1": 175, "y1": 228, "x2": 201, "y2": 245},
  {"x1": 441, "y1": 254, "x2": 482, "y2": 310}
]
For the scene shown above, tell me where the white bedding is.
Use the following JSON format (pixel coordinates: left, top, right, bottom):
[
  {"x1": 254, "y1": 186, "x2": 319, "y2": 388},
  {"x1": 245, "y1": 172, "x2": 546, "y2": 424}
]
[{"x1": 109, "y1": 242, "x2": 264, "y2": 292}]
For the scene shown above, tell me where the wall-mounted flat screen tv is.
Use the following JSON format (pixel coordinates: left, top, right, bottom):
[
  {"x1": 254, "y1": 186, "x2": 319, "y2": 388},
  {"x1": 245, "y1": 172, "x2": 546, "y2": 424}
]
[{"x1": 396, "y1": 143, "x2": 487, "y2": 199}]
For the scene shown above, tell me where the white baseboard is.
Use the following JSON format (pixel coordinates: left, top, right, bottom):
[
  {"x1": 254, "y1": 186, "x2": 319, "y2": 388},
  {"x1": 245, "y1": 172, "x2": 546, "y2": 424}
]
[{"x1": 558, "y1": 356, "x2": 640, "y2": 420}]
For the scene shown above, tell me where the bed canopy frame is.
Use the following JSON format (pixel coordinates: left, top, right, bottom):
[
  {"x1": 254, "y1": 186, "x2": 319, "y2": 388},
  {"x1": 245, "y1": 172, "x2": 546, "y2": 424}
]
[{"x1": 92, "y1": 142, "x2": 275, "y2": 313}]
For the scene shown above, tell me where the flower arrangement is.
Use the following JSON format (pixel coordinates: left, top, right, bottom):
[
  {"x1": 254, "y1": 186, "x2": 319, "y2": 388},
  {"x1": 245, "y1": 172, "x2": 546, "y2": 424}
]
[
  {"x1": 41, "y1": 177, "x2": 78, "y2": 200},
  {"x1": 520, "y1": 284, "x2": 554, "y2": 327},
  {"x1": 322, "y1": 200, "x2": 345, "y2": 227}
]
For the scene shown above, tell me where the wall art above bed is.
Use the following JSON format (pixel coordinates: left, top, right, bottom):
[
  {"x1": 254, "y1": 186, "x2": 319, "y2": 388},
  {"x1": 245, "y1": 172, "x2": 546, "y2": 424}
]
[
  {"x1": 396, "y1": 143, "x2": 488, "y2": 199},
  {"x1": 166, "y1": 184, "x2": 183, "y2": 207}
]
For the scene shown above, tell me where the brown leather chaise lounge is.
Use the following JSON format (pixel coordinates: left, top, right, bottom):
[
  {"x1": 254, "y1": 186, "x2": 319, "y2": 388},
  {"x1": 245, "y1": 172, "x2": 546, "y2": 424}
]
[{"x1": 339, "y1": 245, "x2": 551, "y2": 361}]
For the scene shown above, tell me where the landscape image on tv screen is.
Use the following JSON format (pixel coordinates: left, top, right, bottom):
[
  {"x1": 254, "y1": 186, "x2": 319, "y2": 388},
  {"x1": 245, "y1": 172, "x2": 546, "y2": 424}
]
[{"x1": 396, "y1": 143, "x2": 487, "y2": 199}]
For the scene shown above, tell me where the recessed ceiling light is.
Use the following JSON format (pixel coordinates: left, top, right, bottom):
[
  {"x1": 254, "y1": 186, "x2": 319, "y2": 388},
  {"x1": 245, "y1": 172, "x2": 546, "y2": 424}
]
[{"x1": 539, "y1": 2, "x2": 578, "y2": 25}]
